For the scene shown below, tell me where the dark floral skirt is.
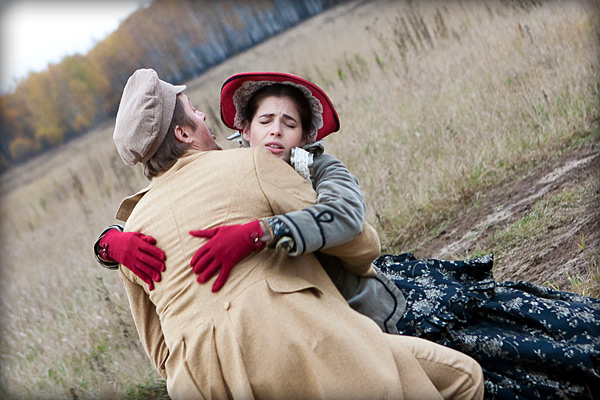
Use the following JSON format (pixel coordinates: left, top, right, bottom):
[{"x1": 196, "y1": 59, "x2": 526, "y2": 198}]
[{"x1": 374, "y1": 253, "x2": 600, "y2": 400}]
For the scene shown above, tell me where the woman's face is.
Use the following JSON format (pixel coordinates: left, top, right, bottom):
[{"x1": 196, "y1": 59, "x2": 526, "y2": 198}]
[{"x1": 242, "y1": 95, "x2": 306, "y2": 162}]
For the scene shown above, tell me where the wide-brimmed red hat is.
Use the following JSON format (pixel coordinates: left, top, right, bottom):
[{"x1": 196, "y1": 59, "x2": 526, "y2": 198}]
[{"x1": 220, "y1": 72, "x2": 340, "y2": 142}]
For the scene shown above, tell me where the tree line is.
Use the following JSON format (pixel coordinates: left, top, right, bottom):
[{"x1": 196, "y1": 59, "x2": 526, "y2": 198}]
[{"x1": 0, "y1": 0, "x2": 347, "y2": 170}]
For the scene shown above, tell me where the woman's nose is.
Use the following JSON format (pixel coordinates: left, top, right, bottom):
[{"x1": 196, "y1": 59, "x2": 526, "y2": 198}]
[{"x1": 269, "y1": 123, "x2": 283, "y2": 137}]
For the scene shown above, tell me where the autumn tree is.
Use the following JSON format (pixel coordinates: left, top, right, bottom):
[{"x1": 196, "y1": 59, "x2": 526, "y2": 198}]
[{"x1": 0, "y1": 0, "x2": 348, "y2": 169}]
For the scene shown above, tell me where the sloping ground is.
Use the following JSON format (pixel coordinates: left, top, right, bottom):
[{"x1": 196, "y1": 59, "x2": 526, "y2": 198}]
[{"x1": 413, "y1": 134, "x2": 600, "y2": 294}]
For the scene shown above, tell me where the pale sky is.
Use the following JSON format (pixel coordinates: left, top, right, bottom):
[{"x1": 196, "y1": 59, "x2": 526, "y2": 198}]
[{"x1": 0, "y1": 0, "x2": 142, "y2": 94}]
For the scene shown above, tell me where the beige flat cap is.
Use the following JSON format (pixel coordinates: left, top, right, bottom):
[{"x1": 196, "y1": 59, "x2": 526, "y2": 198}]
[{"x1": 113, "y1": 68, "x2": 186, "y2": 166}]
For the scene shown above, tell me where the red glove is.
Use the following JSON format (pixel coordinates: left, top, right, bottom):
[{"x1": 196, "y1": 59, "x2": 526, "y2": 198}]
[
  {"x1": 99, "y1": 229, "x2": 166, "y2": 291},
  {"x1": 189, "y1": 220, "x2": 265, "y2": 292}
]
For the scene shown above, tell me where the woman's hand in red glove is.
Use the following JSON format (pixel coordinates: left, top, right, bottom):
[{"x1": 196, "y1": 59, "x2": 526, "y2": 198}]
[
  {"x1": 189, "y1": 220, "x2": 266, "y2": 292},
  {"x1": 99, "y1": 229, "x2": 166, "y2": 291}
]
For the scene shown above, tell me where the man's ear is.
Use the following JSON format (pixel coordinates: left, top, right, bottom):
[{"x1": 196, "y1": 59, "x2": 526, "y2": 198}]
[{"x1": 174, "y1": 125, "x2": 192, "y2": 144}]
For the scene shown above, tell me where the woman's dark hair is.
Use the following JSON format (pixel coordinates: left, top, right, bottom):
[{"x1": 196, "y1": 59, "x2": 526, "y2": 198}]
[
  {"x1": 242, "y1": 83, "x2": 312, "y2": 142},
  {"x1": 143, "y1": 95, "x2": 197, "y2": 179}
]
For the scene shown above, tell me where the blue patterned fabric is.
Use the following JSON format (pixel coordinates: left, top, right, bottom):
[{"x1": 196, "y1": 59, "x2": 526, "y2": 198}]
[{"x1": 374, "y1": 253, "x2": 600, "y2": 400}]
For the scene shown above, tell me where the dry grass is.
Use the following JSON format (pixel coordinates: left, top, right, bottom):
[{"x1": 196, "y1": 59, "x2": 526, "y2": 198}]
[{"x1": 1, "y1": 0, "x2": 598, "y2": 398}]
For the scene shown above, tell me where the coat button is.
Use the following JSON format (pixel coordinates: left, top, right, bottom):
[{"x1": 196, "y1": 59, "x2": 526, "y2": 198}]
[{"x1": 224, "y1": 301, "x2": 230, "y2": 310}]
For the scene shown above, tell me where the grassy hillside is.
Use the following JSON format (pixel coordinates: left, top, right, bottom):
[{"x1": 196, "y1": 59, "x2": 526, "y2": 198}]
[{"x1": 0, "y1": 0, "x2": 598, "y2": 398}]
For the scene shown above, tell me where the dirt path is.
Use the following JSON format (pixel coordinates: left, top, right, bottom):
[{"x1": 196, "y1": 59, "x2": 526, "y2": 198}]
[{"x1": 414, "y1": 137, "x2": 599, "y2": 292}]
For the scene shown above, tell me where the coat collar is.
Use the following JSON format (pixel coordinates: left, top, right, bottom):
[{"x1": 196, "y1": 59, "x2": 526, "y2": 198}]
[{"x1": 115, "y1": 150, "x2": 209, "y2": 221}]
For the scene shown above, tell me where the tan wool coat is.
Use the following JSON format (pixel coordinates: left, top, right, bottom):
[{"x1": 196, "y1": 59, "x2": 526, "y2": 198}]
[{"x1": 118, "y1": 147, "x2": 483, "y2": 400}]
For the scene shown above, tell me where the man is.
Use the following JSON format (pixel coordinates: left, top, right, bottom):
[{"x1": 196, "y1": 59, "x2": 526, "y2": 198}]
[{"x1": 112, "y1": 68, "x2": 484, "y2": 399}]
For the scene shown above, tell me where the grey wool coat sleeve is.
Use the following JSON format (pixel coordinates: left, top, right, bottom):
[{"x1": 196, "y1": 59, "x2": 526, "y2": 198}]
[
  {"x1": 278, "y1": 152, "x2": 366, "y2": 256},
  {"x1": 281, "y1": 150, "x2": 406, "y2": 334}
]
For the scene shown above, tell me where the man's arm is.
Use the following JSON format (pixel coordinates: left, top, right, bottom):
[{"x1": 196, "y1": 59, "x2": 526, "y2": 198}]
[
  {"x1": 189, "y1": 147, "x2": 378, "y2": 290},
  {"x1": 119, "y1": 268, "x2": 169, "y2": 379},
  {"x1": 316, "y1": 221, "x2": 380, "y2": 276}
]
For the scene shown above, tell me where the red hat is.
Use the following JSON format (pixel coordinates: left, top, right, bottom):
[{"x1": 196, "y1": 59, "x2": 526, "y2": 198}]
[{"x1": 220, "y1": 72, "x2": 340, "y2": 142}]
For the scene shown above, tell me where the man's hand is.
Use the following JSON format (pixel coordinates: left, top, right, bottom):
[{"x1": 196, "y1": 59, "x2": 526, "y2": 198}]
[
  {"x1": 99, "y1": 229, "x2": 166, "y2": 291},
  {"x1": 189, "y1": 220, "x2": 265, "y2": 292}
]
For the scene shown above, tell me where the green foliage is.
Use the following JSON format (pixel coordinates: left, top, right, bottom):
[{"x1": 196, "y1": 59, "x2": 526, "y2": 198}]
[
  {"x1": 125, "y1": 380, "x2": 169, "y2": 400},
  {"x1": 35, "y1": 125, "x2": 65, "y2": 147},
  {"x1": 9, "y1": 136, "x2": 39, "y2": 161},
  {"x1": 0, "y1": 0, "x2": 345, "y2": 170},
  {"x1": 374, "y1": 53, "x2": 385, "y2": 69}
]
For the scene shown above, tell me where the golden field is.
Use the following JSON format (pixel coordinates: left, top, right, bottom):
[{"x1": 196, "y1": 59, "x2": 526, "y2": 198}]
[{"x1": 1, "y1": 0, "x2": 598, "y2": 398}]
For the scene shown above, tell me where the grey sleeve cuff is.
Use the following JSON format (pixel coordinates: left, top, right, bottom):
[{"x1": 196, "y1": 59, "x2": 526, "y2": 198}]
[
  {"x1": 93, "y1": 224, "x2": 124, "y2": 269},
  {"x1": 264, "y1": 216, "x2": 297, "y2": 253}
]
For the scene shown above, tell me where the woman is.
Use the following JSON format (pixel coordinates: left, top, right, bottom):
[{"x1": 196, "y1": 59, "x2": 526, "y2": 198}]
[{"x1": 96, "y1": 72, "x2": 599, "y2": 399}]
